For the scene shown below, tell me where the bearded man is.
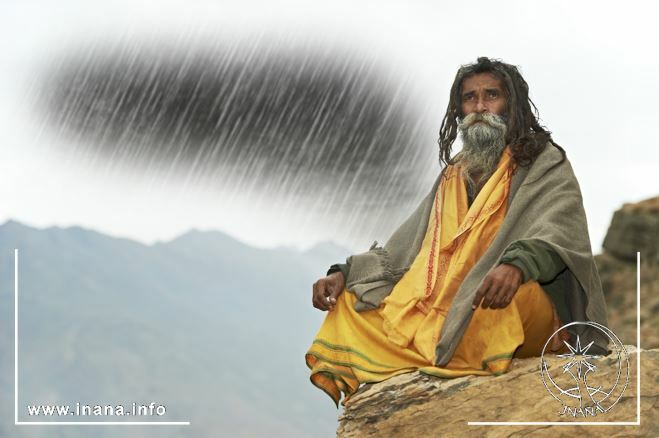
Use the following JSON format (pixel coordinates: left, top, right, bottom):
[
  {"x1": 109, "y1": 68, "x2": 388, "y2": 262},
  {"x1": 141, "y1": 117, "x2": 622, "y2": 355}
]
[{"x1": 305, "y1": 57, "x2": 608, "y2": 408}]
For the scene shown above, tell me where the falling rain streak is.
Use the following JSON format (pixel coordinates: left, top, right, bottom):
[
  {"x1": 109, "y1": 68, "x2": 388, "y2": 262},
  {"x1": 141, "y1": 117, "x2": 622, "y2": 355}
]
[{"x1": 38, "y1": 36, "x2": 439, "y2": 248}]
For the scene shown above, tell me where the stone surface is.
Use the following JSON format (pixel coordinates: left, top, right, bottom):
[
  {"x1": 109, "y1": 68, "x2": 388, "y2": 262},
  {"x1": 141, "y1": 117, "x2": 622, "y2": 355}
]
[
  {"x1": 337, "y1": 348, "x2": 657, "y2": 437},
  {"x1": 595, "y1": 251, "x2": 659, "y2": 350},
  {"x1": 596, "y1": 196, "x2": 659, "y2": 350},
  {"x1": 602, "y1": 196, "x2": 659, "y2": 263}
]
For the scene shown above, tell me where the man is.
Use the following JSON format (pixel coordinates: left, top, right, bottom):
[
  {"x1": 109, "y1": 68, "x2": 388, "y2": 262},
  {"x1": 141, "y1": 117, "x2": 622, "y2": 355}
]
[{"x1": 305, "y1": 57, "x2": 608, "y2": 408}]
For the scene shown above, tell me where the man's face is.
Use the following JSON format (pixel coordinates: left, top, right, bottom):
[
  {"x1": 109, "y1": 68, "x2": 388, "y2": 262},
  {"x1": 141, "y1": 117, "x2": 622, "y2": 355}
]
[
  {"x1": 456, "y1": 72, "x2": 509, "y2": 183},
  {"x1": 460, "y1": 72, "x2": 507, "y2": 117}
]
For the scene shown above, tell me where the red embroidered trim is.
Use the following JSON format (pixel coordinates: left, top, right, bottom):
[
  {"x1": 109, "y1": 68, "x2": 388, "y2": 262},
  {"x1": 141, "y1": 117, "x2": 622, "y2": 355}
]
[{"x1": 424, "y1": 182, "x2": 442, "y2": 299}]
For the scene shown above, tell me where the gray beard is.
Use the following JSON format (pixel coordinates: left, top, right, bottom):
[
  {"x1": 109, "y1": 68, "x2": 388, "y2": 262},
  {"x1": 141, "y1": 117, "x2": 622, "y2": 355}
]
[{"x1": 457, "y1": 112, "x2": 507, "y2": 193}]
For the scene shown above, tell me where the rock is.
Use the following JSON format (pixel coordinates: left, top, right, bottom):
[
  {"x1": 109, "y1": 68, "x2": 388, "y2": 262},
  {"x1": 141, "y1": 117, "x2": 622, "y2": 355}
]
[
  {"x1": 596, "y1": 196, "x2": 659, "y2": 350},
  {"x1": 337, "y1": 347, "x2": 657, "y2": 437},
  {"x1": 595, "y1": 252, "x2": 659, "y2": 351},
  {"x1": 602, "y1": 196, "x2": 659, "y2": 263}
]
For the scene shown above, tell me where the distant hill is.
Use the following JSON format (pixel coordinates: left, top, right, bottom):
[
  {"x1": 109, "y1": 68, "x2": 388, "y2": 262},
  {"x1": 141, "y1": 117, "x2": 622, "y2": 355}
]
[{"x1": 0, "y1": 220, "x2": 353, "y2": 437}]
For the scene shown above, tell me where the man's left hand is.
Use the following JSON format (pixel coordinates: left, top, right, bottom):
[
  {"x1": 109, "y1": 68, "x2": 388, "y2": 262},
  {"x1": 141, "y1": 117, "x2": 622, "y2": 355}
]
[{"x1": 472, "y1": 264, "x2": 523, "y2": 310}]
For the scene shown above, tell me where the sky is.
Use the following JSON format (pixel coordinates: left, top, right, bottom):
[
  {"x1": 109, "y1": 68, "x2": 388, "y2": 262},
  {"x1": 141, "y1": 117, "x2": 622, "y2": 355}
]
[{"x1": 1, "y1": 0, "x2": 658, "y2": 253}]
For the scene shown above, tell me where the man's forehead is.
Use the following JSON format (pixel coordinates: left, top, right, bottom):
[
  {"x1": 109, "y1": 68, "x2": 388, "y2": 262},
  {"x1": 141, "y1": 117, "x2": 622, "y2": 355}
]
[{"x1": 461, "y1": 73, "x2": 504, "y2": 92}]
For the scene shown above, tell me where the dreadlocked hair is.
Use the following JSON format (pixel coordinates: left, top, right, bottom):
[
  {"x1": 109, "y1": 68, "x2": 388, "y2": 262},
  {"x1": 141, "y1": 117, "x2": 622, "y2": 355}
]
[{"x1": 437, "y1": 57, "x2": 565, "y2": 168}]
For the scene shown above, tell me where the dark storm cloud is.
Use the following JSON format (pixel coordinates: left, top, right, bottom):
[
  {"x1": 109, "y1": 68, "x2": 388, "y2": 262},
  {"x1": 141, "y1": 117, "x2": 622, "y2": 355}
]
[{"x1": 41, "y1": 39, "x2": 435, "y2": 210}]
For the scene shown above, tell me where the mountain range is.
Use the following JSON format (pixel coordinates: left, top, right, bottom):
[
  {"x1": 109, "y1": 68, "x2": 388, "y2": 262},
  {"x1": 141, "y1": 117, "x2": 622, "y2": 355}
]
[{"x1": 0, "y1": 220, "x2": 352, "y2": 437}]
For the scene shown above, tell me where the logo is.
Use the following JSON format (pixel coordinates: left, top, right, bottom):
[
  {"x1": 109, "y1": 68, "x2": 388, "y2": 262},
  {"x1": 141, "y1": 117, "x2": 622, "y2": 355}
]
[{"x1": 539, "y1": 321, "x2": 629, "y2": 418}]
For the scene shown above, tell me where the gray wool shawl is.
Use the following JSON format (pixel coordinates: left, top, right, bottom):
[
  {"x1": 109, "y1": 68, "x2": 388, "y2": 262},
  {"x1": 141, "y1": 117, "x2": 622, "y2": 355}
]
[{"x1": 342, "y1": 144, "x2": 609, "y2": 366}]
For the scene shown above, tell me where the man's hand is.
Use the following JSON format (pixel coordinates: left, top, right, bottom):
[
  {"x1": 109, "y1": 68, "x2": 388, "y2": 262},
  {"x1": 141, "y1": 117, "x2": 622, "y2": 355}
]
[
  {"x1": 312, "y1": 272, "x2": 346, "y2": 312},
  {"x1": 471, "y1": 264, "x2": 523, "y2": 310}
]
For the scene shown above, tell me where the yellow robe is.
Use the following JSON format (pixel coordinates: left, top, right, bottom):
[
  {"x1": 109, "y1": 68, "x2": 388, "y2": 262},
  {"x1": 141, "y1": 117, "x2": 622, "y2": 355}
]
[{"x1": 305, "y1": 148, "x2": 556, "y2": 407}]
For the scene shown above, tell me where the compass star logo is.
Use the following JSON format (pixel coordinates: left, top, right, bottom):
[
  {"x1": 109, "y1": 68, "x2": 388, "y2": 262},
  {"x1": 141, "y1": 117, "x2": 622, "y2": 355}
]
[
  {"x1": 540, "y1": 321, "x2": 629, "y2": 418},
  {"x1": 557, "y1": 336, "x2": 602, "y2": 409}
]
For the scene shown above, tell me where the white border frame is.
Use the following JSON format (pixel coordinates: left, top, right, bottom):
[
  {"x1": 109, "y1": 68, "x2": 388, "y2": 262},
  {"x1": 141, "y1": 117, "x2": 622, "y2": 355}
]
[{"x1": 13, "y1": 249, "x2": 642, "y2": 427}]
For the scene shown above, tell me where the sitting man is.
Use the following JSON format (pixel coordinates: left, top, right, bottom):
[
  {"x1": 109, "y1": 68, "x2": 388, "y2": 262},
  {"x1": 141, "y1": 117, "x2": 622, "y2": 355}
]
[{"x1": 305, "y1": 57, "x2": 608, "y2": 408}]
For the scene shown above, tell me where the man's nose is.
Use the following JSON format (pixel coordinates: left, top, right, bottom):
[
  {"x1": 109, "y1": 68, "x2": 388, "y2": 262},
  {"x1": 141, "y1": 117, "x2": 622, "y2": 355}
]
[{"x1": 475, "y1": 97, "x2": 488, "y2": 113}]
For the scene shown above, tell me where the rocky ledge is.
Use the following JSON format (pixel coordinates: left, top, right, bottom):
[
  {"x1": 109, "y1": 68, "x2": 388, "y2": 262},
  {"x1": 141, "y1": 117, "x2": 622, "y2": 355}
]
[{"x1": 338, "y1": 347, "x2": 657, "y2": 437}]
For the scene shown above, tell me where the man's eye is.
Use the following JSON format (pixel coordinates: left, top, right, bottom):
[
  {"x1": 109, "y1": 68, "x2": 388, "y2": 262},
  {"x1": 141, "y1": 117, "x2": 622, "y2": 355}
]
[
  {"x1": 488, "y1": 91, "x2": 499, "y2": 98},
  {"x1": 463, "y1": 95, "x2": 474, "y2": 101}
]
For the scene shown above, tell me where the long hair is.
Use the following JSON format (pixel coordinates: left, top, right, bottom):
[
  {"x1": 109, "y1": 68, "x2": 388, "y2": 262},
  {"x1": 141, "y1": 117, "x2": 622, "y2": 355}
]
[{"x1": 438, "y1": 57, "x2": 565, "y2": 168}]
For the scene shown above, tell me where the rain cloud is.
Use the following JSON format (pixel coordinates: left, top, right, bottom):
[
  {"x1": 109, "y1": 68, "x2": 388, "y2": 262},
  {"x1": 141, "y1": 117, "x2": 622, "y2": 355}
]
[{"x1": 38, "y1": 37, "x2": 439, "y2": 248}]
